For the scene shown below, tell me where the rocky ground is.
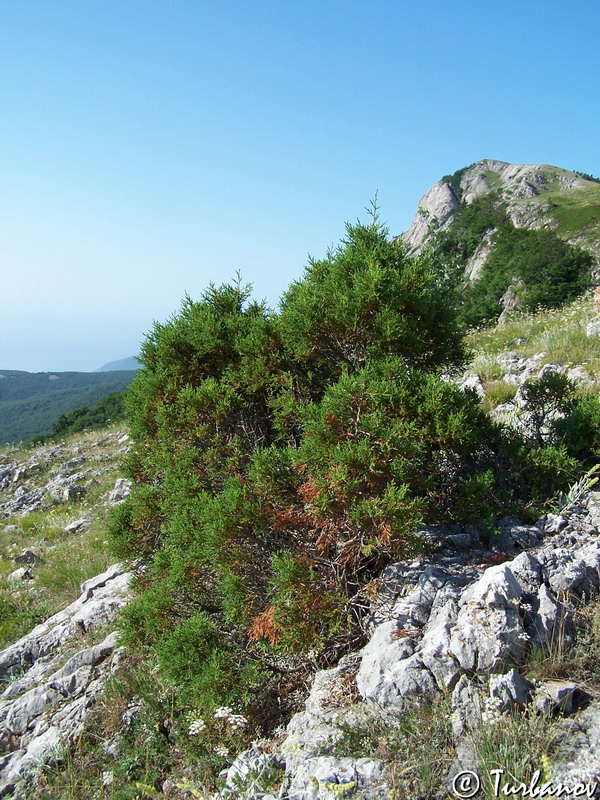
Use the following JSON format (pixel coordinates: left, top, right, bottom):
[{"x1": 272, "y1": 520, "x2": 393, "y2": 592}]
[
  {"x1": 1, "y1": 382, "x2": 600, "y2": 797},
  {"x1": 0, "y1": 429, "x2": 132, "y2": 797},
  {"x1": 223, "y1": 492, "x2": 600, "y2": 799}
]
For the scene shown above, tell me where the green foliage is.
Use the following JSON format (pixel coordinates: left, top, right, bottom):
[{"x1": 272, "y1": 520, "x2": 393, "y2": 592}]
[
  {"x1": 46, "y1": 391, "x2": 126, "y2": 439},
  {"x1": 518, "y1": 373, "x2": 576, "y2": 447},
  {"x1": 440, "y1": 163, "x2": 475, "y2": 200},
  {"x1": 574, "y1": 170, "x2": 600, "y2": 184},
  {"x1": 553, "y1": 395, "x2": 600, "y2": 466},
  {"x1": 424, "y1": 191, "x2": 592, "y2": 330},
  {"x1": 429, "y1": 192, "x2": 509, "y2": 264},
  {"x1": 0, "y1": 588, "x2": 51, "y2": 650},
  {"x1": 279, "y1": 212, "x2": 466, "y2": 394},
  {"x1": 268, "y1": 552, "x2": 345, "y2": 652},
  {"x1": 108, "y1": 209, "x2": 596, "y2": 782},
  {"x1": 461, "y1": 226, "x2": 592, "y2": 328},
  {"x1": 0, "y1": 370, "x2": 135, "y2": 444}
]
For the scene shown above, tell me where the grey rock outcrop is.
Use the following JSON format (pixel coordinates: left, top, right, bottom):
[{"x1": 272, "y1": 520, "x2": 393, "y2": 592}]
[
  {"x1": 265, "y1": 491, "x2": 600, "y2": 798},
  {"x1": 0, "y1": 564, "x2": 130, "y2": 797},
  {"x1": 402, "y1": 181, "x2": 459, "y2": 253},
  {"x1": 398, "y1": 159, "x2": 598, "y2": 267}
]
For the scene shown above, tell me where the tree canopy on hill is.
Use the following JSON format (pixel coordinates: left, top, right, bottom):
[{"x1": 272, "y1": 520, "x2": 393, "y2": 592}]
[
  {"x1": 424, "y1": 194, "x2": 593, "y2": 329},
  {"x1": 0, "y1": 371, "x2": 135, "y2": 444},
  {"x1": 43, "y1": 391, "x2": 126, "y2": 440}
]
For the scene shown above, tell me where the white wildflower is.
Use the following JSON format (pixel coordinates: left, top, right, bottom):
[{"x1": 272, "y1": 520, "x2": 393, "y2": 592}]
[
  {"x1": 188, "y1": 718, "x2": 206, "y2": 736},
  {"x1": 214, "y1": 745, "x2": 229, "y2": 757},
  {"x1": 228, "y1": 714, "x2": 248, "y2": 730},
  {"x1": 213, "y1": 706, "x2": 233, "y2": 719},
  {"x1": 482, "y1": 694, "x2": 503, "y2": 726},
  {"x1": 101, "y1": 771, "x2": 114, "y2": 787}
]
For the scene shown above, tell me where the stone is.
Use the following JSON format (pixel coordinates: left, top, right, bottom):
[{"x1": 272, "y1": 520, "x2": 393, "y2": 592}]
[
  {"x1": 0, "y1": 488, "x2": 45, "y2": 518},
  {"x1": 451, "y1": 675, "x2": 482, "y2": 739},
  {"x1": 15, "y1": 550, "x2": 42, "y2": 566},
  {"x1": 449, "y1": 563, "x2": 526, "y2": 672},
  {"x1": 224, "y1": 746, "x2": 284, "y2": 797},
  {"x1": 357, "y1": 645, "x2": 436, "y2": 710},
  {"x1": 284, "y1": 756, "x2": 388, "y2": 800},
  {"x1": 509, "y1": 551, "x2": 544, "y2": 596},
  {"x1": 527, "y1": 584, "x2": 573, "y2": 648},
  {"x1": 4, "y1": 687, "x2": 58, "y2": 735},
  {"x1": 61, "y1": 484, "x2": 86, "y2": 502},
  {"x1": 566, "y1": 366, "x2": 593, "y2": 386},
  {"x1": 538, "y1": 513, "x2": 568, "y2": 534},
  {"x1": 7, "y1": 568, "x2": 32, "y2": 583},
  {"x1": 0, "y1": 565, "x2": 130, "y2": 789},
  {"x1": 44, "y1": 472, "x2": 86, "y2": 503},
  {"x1": 458, "y1": 373, "x2": 485, "y2": 398},
  {"x1": 534, "y1": 681, "x2": 580, "y2": 716},
  {"x1": 107, "y1": 478, "x2": 131, "y2": 505},
  {"x1": 497, "y1": 351, "x2": 522, "y2": 374},
  {"x1": 48, "y1": 631, "x2": 118, "y2": 682},
  {"x1": 49, "y1": 665, "x2": 95, "y2": 697},
  {"x1": 586, "y1": 321, "x2": 600, "y2": 337},
  {"x1": 63, "y1": 517, "x2": 91, "y2": 534},
  {"x1": 418, "y1": 586, "x2": 462, "y2": 690},
  {"x1": 488, "y1": 669, "x2": 533, "y2": 709},
  {"x1": 446, "y1": 533, "x2": 472, "y2": 549},
  {"x1": 538, "y1": 363, "x2": 562, "y2": 378},
  {"x1": 62, "y1": 457, "x2": 86, "y2": 471},
  {"x1": 401, "y1": 180, "x2": 459, "y2": 254},
  {"x1": 552, "y1": 702, "x2": 600, "y2": 784}
]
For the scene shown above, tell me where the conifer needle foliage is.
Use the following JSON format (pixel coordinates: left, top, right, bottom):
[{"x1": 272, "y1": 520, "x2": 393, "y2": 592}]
[{"x1": 108, "y1": 212, "x2": 584, "y2": 746}]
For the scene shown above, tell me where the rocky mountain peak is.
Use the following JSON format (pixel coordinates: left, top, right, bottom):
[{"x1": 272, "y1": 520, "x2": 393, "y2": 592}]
[{"x1": 401, "y1": 159, "x2": 593, "y2": 255}]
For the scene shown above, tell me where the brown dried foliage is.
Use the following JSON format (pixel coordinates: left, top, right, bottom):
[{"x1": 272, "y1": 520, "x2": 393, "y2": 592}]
[{"x1": 247, "y1": 605, "x2": 280, "y2": 647}]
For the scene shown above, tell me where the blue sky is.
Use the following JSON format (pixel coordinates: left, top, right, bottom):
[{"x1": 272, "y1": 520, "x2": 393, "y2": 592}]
[{"x1": 1, "y1": 0, "x2": 599, "y2": 371}]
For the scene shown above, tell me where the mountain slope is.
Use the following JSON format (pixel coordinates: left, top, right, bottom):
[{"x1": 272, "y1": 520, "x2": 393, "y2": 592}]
[
  {"x1": 399, "y1": 160, "x2": 598, "y2": 327},
  {"x1": 401, "y1": 159, "x2": 600, "y2": 262},
  {"x1": 95, "y1": 356, "x2": 139, "y2": 372},
  {"x1": 0, "y1": 370, "x2": 136, "y2": 443}
]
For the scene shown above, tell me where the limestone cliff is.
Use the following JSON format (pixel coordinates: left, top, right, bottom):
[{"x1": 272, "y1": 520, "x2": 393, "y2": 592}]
[{"x1": 400, "y1": 159, "x2": 600, "y2": 265}]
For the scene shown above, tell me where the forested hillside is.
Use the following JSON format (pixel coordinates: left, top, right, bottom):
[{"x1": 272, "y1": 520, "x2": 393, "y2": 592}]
[
  {"x1": 403, "y1": 160, "x2": 599, "y2": 329},
  {"x1": 0, "y1": 370, "x2": 136, "y2": 443}
]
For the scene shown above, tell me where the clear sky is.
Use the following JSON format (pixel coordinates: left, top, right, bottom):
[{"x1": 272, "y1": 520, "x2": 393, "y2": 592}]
[{"x1": 2, "y1": 0, "x2": 599, "y2": 372}]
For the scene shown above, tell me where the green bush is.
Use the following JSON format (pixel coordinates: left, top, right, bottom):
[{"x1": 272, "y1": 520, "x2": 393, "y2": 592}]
[
  {"x1": 461, "y1": 226, "x2": 592, "y2": 328},
  {"x1": 553, "y1": 395, "x2": 600, "y2": 466},
  {"x1": 108, "y1": 210, "x2": 592, "y2": 778},
  {"x1": 279, "y1": 213, "x2": 466, "y2": 395}
]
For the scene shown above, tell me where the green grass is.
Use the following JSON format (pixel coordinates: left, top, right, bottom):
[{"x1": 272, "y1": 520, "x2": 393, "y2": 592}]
[
  {"x1": 481, "y1": 380, "x2": 518, "y2": 411},
  {"x1": 0, "y1": 425, "x2": 125, "y2": 649},
  {"x1": 519, "y1": 182, "x2": 600, "y2": 249},
  {"x1": 467, "y1": 293, "x2": 600, "y2": 377},
  {"x1": 323, "y1": 697, "x2": 454, "y2": 799},
  {"x1": 524, "y1": 594, "x2": 600, "y2": 694},
  {"x1": 484, "y1": 170, "x2": 502, "y2": 191},
  {"x1": 473, "y1": 710, "x2": 561, "y2": 800}
]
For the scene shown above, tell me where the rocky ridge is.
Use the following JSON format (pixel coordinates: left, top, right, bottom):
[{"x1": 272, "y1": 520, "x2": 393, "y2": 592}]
[
  {"x1": 400, "y1": 159, "x2": 600, "y2": 264},
  {"x1": 0, "y1": 430, "x2": 133, "y2": 796}
]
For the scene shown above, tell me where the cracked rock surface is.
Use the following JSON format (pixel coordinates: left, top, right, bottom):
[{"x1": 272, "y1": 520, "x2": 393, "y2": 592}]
[
  {"x1": 0, "y1": 564, "x2": 130, "y2": 797},
  {"x1": 230, "y1": 491, "x2": 600, "y2": 798}
]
